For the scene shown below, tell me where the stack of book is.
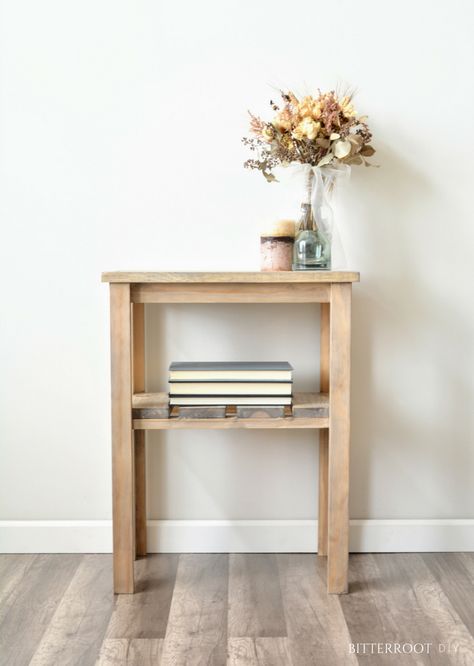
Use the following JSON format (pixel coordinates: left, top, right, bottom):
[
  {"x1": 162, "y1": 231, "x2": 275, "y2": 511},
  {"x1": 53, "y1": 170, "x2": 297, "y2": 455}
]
[{"x1": 168, "y1": 362, "x2": 293, "y2": 407}]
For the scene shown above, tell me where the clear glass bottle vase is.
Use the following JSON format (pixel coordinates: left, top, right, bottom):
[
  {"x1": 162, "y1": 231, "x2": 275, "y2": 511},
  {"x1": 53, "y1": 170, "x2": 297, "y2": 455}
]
[{"x1": 292, "y1": 171, "x2": 332, "y2": 271}]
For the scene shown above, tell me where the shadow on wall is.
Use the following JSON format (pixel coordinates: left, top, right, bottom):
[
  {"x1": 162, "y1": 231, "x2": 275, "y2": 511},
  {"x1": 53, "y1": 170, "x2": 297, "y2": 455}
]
[{"x1": 348, "y1": 141, "x2": 474, "y2": 520}]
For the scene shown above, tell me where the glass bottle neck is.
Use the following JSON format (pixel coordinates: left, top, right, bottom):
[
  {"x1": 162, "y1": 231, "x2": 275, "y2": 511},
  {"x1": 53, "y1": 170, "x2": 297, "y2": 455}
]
[{"x1": 299, "y1": 203, "x2": 317, "y2": 232}]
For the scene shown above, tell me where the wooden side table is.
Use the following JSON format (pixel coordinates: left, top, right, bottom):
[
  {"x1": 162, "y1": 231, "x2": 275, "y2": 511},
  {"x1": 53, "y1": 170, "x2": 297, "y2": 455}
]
[{"x1": 102, "y1": 271, "x2": 359, "y2": 594}]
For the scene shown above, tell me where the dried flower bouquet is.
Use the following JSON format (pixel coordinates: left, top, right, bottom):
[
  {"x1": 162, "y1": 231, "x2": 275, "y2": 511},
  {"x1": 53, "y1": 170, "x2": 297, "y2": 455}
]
[{"x1": 243, "y1": 89, "x2": 375, "y2": 183}]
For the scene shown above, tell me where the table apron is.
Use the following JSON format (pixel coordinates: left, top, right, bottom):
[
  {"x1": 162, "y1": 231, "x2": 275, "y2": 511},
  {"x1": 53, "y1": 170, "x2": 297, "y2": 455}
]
[{"x1": 130, "y1": 282, "x2": 331, "y2": 303}]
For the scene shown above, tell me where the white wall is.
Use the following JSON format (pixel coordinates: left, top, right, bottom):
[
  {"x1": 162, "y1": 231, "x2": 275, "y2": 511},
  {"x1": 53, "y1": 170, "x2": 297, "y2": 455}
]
[{"x1": 1, "y1": 0, "x2": 473, "y2": 546}]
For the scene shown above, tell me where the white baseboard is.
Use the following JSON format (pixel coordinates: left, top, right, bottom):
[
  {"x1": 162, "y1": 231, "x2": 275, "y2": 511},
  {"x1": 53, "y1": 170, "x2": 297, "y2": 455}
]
[
  {"x1": 0, "y1": 520, "x2": 113, "y2": 554},
  {"x1": 1, "y1": 519, "x2": 473, "y2": 554}
]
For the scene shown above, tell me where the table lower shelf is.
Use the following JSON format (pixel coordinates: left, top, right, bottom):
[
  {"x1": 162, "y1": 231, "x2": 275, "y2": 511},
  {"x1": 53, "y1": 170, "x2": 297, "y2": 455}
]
[
  {"x1": 133, "y1": 416, "x2": 328, "y2": 430},
  {"x1": 132, "y1": 392, "x2": 329, "y2": 430}
]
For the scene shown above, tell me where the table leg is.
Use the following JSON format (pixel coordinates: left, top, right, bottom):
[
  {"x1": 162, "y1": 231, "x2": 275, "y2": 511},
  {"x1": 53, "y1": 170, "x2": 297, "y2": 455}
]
[
  {"x1": 134, "y1": 432, "x2": 146, "y2": 558},
  {"x1": 110, "y1": 283, "x2": 135, "y2": 593},
  {"x1": 328, "y1": 283, "x2": 351, "y2": 594},
  {"x1": 318, "y1": 303, "x2": 330, "y2": 556},
  {"x1": 132, "y1": 303, "x2": 147, "y2": 558}
]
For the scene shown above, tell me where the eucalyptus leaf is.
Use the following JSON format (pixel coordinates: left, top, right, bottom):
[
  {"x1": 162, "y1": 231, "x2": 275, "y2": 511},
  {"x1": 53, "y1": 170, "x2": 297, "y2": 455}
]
[
  {"x1": 360, "y1": 145, "x2": 376, "y2": 157},
  {"x1": 263, "y1": 171, "x2": 277, "y2": 182},
  {"x1": 348, "y1": 134, "x2": 363, "y2": 145},
  {"x1": 317, "y1": 154, "x2": 333, "y2": 167},
  {"x1": 346, "y1": 155, "x2": 363, "y2": 165}
]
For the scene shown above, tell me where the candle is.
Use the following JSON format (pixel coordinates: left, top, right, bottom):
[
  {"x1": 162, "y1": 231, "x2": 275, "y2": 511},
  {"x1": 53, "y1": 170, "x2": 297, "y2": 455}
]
[
  {"x1": 260, "y1": 220, "x2": 295, "y2": 272},
  {"x1": 260, "y1": 219, "x2": 296, "y2": 238}
]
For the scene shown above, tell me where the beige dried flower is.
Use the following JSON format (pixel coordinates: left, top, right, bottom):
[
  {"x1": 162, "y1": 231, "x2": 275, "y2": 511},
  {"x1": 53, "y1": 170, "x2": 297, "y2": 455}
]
[
  {"x1": 293, "y1": 118, "x2": 320, "y2": 140},
  {"x1": 333, "y1": 139, "x2": 352, "y2": 159}
]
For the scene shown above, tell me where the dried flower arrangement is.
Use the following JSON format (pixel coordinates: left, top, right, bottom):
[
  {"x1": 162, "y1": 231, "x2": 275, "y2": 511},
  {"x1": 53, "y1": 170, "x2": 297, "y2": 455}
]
[{"x1": 243, "y1": 90, "x2": 375, "y2": 182}]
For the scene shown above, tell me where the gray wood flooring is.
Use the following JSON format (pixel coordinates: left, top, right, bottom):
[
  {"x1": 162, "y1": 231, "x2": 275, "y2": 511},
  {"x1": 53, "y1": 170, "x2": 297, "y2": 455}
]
[{"x1": 1, "y1": 553, "x2": 474, "y2": 665}]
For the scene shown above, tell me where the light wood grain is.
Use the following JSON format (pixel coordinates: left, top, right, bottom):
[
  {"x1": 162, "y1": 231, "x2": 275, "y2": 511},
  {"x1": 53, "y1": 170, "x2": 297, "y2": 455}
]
[
  {"x1": 227, "y1": 638, "x2": 258, "y2": 666},
  {"x1": 132, "y1": 392, "x2": 168, "y2": 408},
  {"x1": 102, "y1": 270, "x2": 360, "y2": 283},
  {"x1": 0, "y1": 554, "x2": 36, "y2": 626},
  {"x1": 130, "y1": 282, "x2": 331, "y2": 304},
  {"x1": 132, "y1": 303, "x2": 147, "y2": 560},
  {"x1": 340, "y1": 554, "x2": 457, "y2": 666},
  {"x1": 104, "y1": 272, "x2": 357, "y2": 598},
  {"x1": 0, "y1": 555, "x2": 81, "y2": 666},
  {"x1": 177, "y1": 405, "x2": 227, "y2": 419},
  {"x1": 235, "y1": 405, "x2": 285, "y2": 418},
  {"x1": 277, "y1": 554, "x2": 357, "y2": 666},
  {"x1": 459, "y1": 553, "x2": 474, "y2": 579},
  {"x1": 292, "y1": 392, "x2": 329, "y2": 417},
  {"x1": 399, "y1": 554, "x2": 474, "y2": 662},
  {"x1": 422, "y1": 553, "x2": 474, "y2": 646},
  {"x1": 228, "y1": 554, "x2": 286, "y2": 638},
  {"x1": 376, "y1": 553, "x2": 464, "y2": 664},
  {"x1": 132, "y1": 407, "x2": 169, "y2": 419},
  {"x1": 132, "y1": 392, "x2": 169, "y2": 419},
  {"x1": 97, "y1": 639, "x2": 163, "y2": 665},
  {"x1": 228, "y1": 637, "x2": 293, "y2": 666},
  {"x1": 132, "y1": 303, "x2": 145, "y2": 393},
  {"x1": 29, "y1": 555, "x2": 114, "y2": 666},
  {"x1": 320, "y1": 303, "x2": 330, "y2": 392},
  {"x1": 318, "y1": 436, "x2": 329, "y2": 558},
  {"x1": 110, "y1": 283, "x2": 135, "y2": 594},
  {"x1": 133, "y1": 392, "x2": 327, "y2": 428},
  {"x1": 3, "y1": 554, "x2": 474, "y2": 664},
  {"x1": 133, "y1": 393, "x2": 329, "y2": 425},
  {"x1": 105, "y1": 555, "x2": 179, "y2": 639},
  {"x1": 318, "y1": 302, "x2": 330, "y2": 557},
  {"x1": 133, "y1": 416, "x2": 329, "y2": 430},
  {"x1": 339, "y1": 554, "x2": 409, "y2": 666},
  {"x1": 160, "y1": 554, "x2": 228, "y2": 665},
  {"x1": 328, "y1": 283, "x2": 351, "y2": 594},
  {"x1": 169, "y1": 404, "x2": 293, "y2": 418},
  {"x1": 134, "y1": 435, "x2": 146, "y2": 559},
  {"x1": 254, "y1": 638, "x2": 293, "y2": 666}
]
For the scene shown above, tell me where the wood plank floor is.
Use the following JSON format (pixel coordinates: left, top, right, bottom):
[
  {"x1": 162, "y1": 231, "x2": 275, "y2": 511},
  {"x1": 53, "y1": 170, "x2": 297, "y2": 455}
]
[{"x1": 0, "y1": 554, "x2": 474, "y2": 665}]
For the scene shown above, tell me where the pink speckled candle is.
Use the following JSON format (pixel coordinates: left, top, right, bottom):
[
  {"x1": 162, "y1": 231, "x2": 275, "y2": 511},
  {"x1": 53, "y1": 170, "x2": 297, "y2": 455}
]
[{"x1": 260, "y1": 220, "x2": 295, "y2": 271}]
